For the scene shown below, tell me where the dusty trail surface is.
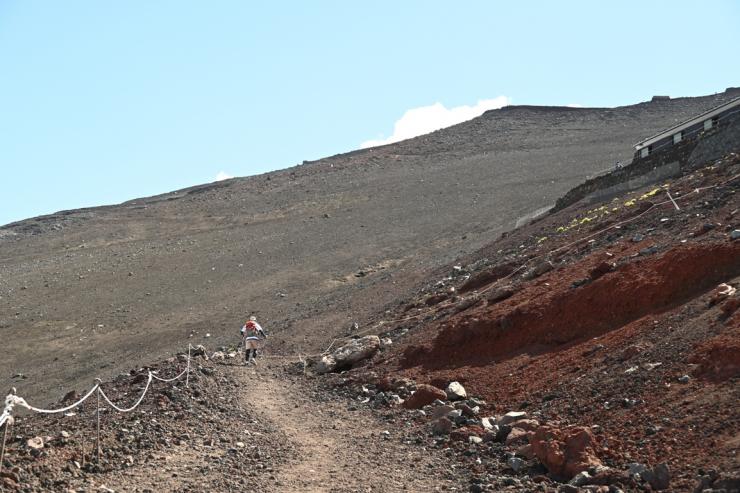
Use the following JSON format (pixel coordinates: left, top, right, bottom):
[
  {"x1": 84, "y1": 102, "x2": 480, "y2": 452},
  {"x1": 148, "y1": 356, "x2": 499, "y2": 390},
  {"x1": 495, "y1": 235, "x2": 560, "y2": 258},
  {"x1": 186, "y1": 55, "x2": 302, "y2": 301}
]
[
  {"x1": 241, "y1": 360, "x2": 459, "y2": 492},
  {"x1": 1, "y1": 354, "x2": 466, "y2": 492}
]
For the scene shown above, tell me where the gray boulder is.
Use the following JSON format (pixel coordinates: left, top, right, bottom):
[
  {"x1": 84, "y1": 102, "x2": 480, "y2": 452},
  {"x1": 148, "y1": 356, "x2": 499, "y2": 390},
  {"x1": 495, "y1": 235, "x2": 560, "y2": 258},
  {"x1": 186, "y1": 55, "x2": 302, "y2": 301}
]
[
  {"x1": 315, "y1": 335, "x2": 381, "y2": 374},
  {"x1": 642, "y1": 463, "x2": 670, "y2": 490},
  {"x1": 315, "y1": 354, "x2": 338, "y2": 374},
  {"x1": 446, "y1": 381, "x2": 467, "y2": 400}
]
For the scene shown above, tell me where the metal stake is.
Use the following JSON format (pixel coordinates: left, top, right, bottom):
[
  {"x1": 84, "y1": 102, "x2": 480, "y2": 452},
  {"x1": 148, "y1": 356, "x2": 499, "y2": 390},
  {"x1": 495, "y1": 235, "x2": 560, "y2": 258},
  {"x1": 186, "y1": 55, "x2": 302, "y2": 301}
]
[
  {"x1": 666, "y1": 190, "x2": 681, "y2": 210},
  {"x1": 0, "y1": 420, "x2": 9, "y2": 475},
  {"x1": 96, "y1": 387, "x2": 101, "y2": 464},
  {"x1": 185, "y1": 344, "x2": 191, "y2": 388}
]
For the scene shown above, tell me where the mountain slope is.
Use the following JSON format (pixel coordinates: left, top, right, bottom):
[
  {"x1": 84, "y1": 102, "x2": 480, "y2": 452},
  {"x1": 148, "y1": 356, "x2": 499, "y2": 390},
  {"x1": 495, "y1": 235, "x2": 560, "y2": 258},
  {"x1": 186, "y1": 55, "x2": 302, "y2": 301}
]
[{"x1": 1, "y1": 89, "x2": 738, "y2": 402}]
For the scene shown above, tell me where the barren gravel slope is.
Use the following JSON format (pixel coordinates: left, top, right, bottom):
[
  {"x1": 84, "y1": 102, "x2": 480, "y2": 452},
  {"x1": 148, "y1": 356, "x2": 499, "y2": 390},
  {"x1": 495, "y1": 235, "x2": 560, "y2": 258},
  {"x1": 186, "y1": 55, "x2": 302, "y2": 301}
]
[{"x1": 1, "y1": 90, "x2": 738, "y2": 403}]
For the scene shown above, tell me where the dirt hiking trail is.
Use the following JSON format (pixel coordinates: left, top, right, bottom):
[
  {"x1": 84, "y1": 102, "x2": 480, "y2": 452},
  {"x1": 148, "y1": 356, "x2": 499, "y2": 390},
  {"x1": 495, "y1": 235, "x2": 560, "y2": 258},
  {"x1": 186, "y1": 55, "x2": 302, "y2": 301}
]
[{"x1": 240, "y1": 360, "x2": 461, "y2": 492}]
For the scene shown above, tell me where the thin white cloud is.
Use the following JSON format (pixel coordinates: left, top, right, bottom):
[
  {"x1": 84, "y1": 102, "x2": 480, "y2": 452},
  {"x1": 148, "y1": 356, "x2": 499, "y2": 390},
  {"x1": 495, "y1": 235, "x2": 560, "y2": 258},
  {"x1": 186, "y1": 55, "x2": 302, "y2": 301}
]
[
  {"x1": 360, "y1": 96, "x2": 510, "y2": 149},
  {"x1": 214, "y1": 171, "x2": 233, "y2": 181}
]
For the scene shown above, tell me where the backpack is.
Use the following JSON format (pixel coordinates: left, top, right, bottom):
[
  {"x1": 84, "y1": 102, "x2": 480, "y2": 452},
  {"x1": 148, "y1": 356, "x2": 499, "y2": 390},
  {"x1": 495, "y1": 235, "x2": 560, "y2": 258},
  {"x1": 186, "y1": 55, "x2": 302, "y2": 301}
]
[{"x1": 242, "y1": 321, "x2": 258, "y2": 337}]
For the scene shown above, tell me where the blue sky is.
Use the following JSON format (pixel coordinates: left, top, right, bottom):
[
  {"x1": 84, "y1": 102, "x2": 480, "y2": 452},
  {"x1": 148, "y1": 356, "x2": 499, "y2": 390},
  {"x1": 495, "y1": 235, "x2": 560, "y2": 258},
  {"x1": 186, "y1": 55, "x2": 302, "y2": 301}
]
[{"x1": 1, "y1": 1, "x2": 738, "y2": 226}]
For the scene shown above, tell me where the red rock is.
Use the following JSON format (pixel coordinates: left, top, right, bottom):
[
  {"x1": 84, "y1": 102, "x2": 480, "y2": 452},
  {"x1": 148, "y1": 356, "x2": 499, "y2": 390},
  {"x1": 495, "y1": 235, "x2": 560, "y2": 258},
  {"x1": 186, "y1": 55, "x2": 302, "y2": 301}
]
[
  {"x1": 403, "y1": 384, "x2": 447, "y2": 409},
  {"x1": 450, "y1": 426, "x2": 485, "y2": 442},
  {"x1": 529, "y1": 425, "x2": 603, "y2": 479}
]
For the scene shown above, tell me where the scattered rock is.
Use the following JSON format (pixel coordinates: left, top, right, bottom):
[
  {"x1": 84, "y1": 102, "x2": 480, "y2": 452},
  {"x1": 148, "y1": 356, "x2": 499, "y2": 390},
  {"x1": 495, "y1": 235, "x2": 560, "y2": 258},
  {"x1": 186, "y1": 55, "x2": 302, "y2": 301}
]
[
  {"x1": 190, "y1": 345, "x2": 207, "y2": 357},
  {"x1": 211, "y1": 351, "x2": 226, "y2": 361},
  {"x1": 450, "y1": 426, "x2": 485, "y2": 442},
  {"x1": 454, "y1": 295, "x2": 482, "y2": 313},
  {"x1": 498, "y1": 411, "x2": 527, "y2": 426},
  {"x1": 445, "y1": 381, "x2": 467, "y2": 400},
  {"x1": 459, "y1": 262, "x2": 517, "y2": 293},
  {"x1": 569, "y1": 471, "x2": 592, "y2": 487},
  {"x1": 523, "y1": 260, "x2": 554, "y2": 280},
  {"x1": 387, "y1": 394, "x2": 404, "y2": 406},
  {"x1": 693, "y1": 471, "x2": 740, "y2": 492},
  {"x1": 641, "y1": 463, "x2": 670, "y2": 490},
  {"x1": 425, "y1": 293, "x2": 448, "y2": 306},
  {"x1": 507, "y1": 456, "x2": 526, "y2": 473},
  {"x1": 62, "y1": 390, "x2": 81, "y2": 403},
  {"x1": 487, "y1": 285, "x2": 517, "y2": 303},
  {"x1": 456, "y1": 403, "x2": 478, "y2": 417},
  {"x1": 431, "y1": 417, "x2": 453, "y2": 435},
  {"x1": 571, "y1": 278, "x2": 590, "y2": 288},
  {"x1": 26, "y1": 436, "x2": 44, "y2": 449},
  {"x1": 557, "y1": 485, "x2": 579, "y2": 493},
  {"x1": 589, "y1": 262, "x2": 615, "y2": 280},
  {"x1": 731, "y1": 229, "x2": 740, "y2": 240},
  {"x1": 508, "y1": 418, "x2": 540, "y2": 431},
  {"x1": 315, "y1": 335, "x2": 381, "y2": 374},
  {"x1": 430, "y1": 405, "x2": 456, "y2": 420},
  {"x1": 495, "y1": 424, "x2": 513, "y2": 443},
  {"x1": 678, "y1": 374, "x2": 691, "y2": 383},
  {"x1": 692, "y1": 223, "x2": 715, "y2": 237},
  {"x1": 404, "y1": 384, "x2": 447, "y2": 409},
  {"x1": 639, "y1": 245, "x2": 658, "y2": 256},
  {"x1": 631, "y1": 233, "x2": 645, "y2": 242},
  {"x1": 505, "y1": 427, "x2": 530, "y2": 446},
  {"x1": 315, "y1": 355, "x2": 337, "y2": 374},
  {"x1": 529, "y1": 425, "x2": 602, "y2": 479}
]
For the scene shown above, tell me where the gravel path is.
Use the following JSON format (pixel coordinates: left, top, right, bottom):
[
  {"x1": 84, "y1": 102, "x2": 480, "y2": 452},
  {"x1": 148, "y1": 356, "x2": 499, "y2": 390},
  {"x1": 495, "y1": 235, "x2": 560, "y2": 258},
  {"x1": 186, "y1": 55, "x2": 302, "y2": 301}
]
[{"x1": 239, "y1": 360, "x2": 462, "y2": 492}]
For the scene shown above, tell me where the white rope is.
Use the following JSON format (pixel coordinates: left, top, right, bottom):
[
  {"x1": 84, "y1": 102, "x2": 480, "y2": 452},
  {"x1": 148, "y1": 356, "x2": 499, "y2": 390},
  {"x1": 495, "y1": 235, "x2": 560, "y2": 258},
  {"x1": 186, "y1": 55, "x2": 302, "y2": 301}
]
[
  {"x1": 98, "y1": 374, "x2": 153, "y2": 413},
  {"x1": 15, "y1": 384, "x2": 100, "y2": 415},
  {"x1": 1, "y1": 344, "x2": 193, "y2": 424},
  {"x1": 0, "y1": 393, "x2": 17, "y2": 427},
  {"x1": 151, "y1": 367, "x2": 188, "y2": 383}
]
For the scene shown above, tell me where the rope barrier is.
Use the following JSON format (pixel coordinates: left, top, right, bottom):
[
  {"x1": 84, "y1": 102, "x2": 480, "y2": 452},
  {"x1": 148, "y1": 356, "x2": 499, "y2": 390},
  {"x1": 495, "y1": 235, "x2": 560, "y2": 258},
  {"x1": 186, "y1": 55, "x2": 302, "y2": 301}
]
[
  {"x1": 97, "y1": 374, "x2": 154, "y2": 413},
  {"x1": 151, "y1": 366, "x2": 189, "y2": 383},
  {"x1": 19, "y1": 384, "x2": 100, "y2": 415},
  {"x1": 0, "y1": 344, "x2": 193, "y2": 434}
]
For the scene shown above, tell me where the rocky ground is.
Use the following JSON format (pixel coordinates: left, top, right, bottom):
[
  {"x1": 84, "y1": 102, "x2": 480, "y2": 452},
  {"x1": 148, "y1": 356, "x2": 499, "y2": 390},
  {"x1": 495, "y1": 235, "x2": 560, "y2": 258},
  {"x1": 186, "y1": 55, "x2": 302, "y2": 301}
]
[
  {"x1": 3, "y1": 90, "x2": 740, "y2": 405},
  {"x1": 1, "y1": 91, "x2": 739, "y2": 492},
  {"x1": 3, "y1": 153, "x2": 736, "y2": 492},
  {"x1": 326, "y1": 153, "x2": 740, "y2": 492},
  {"x1": 1, "y1": 350, "x2": 472, "y2": 492}
]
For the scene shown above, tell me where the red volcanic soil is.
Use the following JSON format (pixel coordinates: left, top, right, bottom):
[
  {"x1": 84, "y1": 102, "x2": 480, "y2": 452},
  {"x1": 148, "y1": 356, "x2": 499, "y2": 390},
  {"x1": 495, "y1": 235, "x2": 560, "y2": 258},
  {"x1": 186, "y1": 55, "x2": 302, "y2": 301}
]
[
  {"x1": 402, "y1": 243, "x2": 739, "y2": 370},
  {"x1": 690, "y1": 323, "x2": 740, "y2": 382},
  {"x1": 363, "y1": 154, "x2": 740, "y2": 490}
]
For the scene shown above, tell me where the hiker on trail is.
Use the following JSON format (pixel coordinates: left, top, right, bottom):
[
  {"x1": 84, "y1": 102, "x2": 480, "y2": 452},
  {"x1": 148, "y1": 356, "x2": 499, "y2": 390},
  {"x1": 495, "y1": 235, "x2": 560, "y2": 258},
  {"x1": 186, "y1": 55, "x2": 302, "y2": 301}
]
[{"x1": 241, "y1": 316, "x2": 267, "y2": 365}]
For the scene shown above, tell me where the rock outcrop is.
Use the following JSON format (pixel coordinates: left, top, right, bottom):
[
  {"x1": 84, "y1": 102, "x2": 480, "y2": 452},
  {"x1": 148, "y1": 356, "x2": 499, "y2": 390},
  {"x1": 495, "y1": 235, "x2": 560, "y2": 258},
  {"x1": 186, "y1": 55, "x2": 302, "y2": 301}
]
[
  {"x1": 528, "y1": 425, "x2": 602, "y2": 479},
  {"x1": 315, "y1": 335, "x2": 381, "y2": 374}
]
